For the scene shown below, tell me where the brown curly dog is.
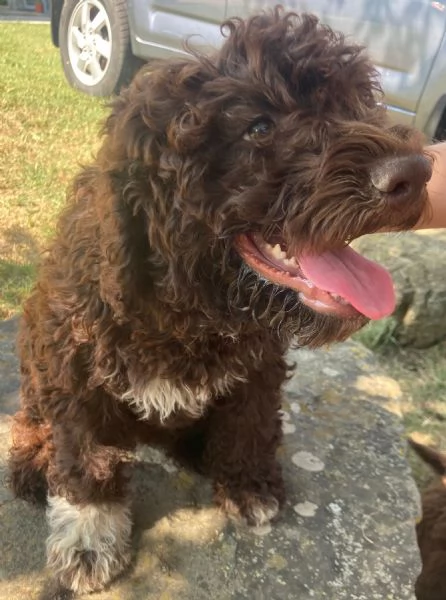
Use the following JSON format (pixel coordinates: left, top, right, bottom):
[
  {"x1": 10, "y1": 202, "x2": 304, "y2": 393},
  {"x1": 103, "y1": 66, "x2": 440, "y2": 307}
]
[
  {"x1": 409, "y1": 439, "x2": 446, "y2": 600},
  {"x1": 9, "y1": 8, "x2": 432, "y2": 594}
]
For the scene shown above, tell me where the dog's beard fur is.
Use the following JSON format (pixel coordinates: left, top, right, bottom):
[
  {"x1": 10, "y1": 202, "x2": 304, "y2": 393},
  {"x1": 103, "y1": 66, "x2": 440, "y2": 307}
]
[{"x1": 227, "y1": 262, "x2": 366, "y2": 347}]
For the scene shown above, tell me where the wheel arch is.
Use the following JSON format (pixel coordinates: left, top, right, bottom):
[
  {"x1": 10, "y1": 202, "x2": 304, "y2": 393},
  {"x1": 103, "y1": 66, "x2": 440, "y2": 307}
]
[
  {"x1": 433, "y1": 97, "x2": 446, "y2": 142},
  {"x1": 51, "y1": 0, "x2": 65, "y2": 47}
]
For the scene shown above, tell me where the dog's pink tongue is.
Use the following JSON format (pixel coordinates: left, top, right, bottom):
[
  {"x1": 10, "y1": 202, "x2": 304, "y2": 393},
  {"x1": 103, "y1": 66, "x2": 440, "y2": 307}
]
[{"x1": 299, "y1": 246, "x2": 395, "y2": 320}]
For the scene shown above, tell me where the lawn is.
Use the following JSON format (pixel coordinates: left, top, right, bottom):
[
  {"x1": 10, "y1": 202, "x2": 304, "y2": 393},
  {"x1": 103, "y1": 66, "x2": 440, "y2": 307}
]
[
  {"x1": 0, "y1": 22, "x2": 106, "y2": 317},
  {"x1": 0, "y1": 23, "x2": 444, "y2": 487},
  {"x1": 354, "y1": 324, "x2": 446, "y2": 486}
]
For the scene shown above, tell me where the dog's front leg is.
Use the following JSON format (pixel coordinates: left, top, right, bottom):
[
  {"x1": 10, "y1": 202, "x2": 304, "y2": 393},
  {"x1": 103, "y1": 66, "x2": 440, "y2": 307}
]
[
  {"x1": 203, "y1": 364, "x2": 286, "y2": 526},
  {"x1": 45, "y1": 420, "x2": 133, "y2": 594}
]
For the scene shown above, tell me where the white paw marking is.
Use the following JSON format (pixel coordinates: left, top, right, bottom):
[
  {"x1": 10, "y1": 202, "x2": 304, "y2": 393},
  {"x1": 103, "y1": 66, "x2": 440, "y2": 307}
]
[{"x1": 46, "y1": 496, "x2": 131, "y2": 593}]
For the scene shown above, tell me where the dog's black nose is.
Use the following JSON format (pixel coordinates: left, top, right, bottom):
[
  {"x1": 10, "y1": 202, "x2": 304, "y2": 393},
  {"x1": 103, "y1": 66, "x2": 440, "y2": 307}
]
[{"x1": 370, "y1": 155, "x2": 432, "y2": 206}]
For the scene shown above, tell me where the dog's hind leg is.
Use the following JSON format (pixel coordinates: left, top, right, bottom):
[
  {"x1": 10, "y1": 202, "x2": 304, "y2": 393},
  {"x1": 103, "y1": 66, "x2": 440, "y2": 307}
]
[
  {"x1": 203, "y1": 356, "x2": 287, "y2": 527},
  {"x1": 8, "y1": 408, "x2": 52, "y2": 504}
]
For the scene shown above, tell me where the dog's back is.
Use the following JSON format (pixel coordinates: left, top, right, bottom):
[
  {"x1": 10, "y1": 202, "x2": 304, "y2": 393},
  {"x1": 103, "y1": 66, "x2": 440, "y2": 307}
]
[{"x1": 409, "y1": 439, "x2": 446, "y2": 600}]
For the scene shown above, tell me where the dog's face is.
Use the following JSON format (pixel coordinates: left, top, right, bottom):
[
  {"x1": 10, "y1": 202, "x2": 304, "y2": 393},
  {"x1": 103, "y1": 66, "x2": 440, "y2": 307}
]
[{"x1": 103, "y1": 10, "x2": 431, "y2": 346}]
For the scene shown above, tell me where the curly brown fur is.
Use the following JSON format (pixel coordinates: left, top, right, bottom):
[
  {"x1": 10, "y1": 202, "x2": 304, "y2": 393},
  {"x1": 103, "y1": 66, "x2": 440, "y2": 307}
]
[
  {"x1": 409, "y1": 439, "x2": 446, "y2": 600},
  {"x1": 9, "y1": 8, "x2": 430, "y2": 594}
]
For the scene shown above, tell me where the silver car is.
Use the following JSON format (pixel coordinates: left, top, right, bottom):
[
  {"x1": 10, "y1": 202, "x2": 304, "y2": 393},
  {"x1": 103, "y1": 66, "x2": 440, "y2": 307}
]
[{"x1": 51, "y1": 0, "x2": 446, "y2": 140}]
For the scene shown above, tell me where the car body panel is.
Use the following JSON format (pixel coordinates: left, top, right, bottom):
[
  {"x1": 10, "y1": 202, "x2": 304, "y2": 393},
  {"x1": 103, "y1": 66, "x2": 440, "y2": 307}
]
[
  {"x1": 414, "y1": 27, "x2": 446, "y2": 139},
  {"x1": 129, "y1": 0, "x2": 227, "y2": 59},
  {"x1": 53, "y1": 0, "x2": 446, "y2": 138},
  {"x1": 50, "y1": 0, "x2": 64, "y2": 46},
  {"x1": 228, "y1": 1, "x2": 446, "y2": 118}
]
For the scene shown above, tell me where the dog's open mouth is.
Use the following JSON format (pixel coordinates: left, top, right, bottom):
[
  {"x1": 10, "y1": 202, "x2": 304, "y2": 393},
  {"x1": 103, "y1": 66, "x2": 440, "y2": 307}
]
[{"x1": 235, "y1": 233, "x2": 395, "y2": 320}]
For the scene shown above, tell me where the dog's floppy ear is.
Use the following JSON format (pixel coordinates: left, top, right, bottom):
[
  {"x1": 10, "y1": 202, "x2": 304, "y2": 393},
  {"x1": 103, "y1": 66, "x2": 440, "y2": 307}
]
[
  {"x1": 90, "y1": 60, "x2": 217, "y2": 320},
  {"x1": 94, "y1": 171, "x2": 148, "y2": 323},
  {"x1": 101, "y1": 60, "x2": 217, "y2": 167},
  {"x1": 65, "y1": 165, "x2": 147, "y2": 323}
]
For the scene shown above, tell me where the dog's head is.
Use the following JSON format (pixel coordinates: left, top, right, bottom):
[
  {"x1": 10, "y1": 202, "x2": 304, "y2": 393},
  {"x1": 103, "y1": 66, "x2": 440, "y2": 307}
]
[{"x1": 99, "y1": 9, "x2": 431, "y2": 346}]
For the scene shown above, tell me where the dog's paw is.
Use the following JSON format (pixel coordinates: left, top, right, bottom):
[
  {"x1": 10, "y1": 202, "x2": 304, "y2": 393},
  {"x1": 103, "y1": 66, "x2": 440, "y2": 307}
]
[
  {"x1": 213, "y1": 463, "x2": 285, "y2": 526},
  {"x1": 48, "y1": 547, "x2": 131, "y2": 594},
  {"x1": 217, "y1": 487, "x2": 283, "y2": 526},
  {"x1": 243, "y1": 493, "x2": 281, "y2": 526},
  {"x1": 46, "y1": 496, "x2": 132, "y2": 593}
]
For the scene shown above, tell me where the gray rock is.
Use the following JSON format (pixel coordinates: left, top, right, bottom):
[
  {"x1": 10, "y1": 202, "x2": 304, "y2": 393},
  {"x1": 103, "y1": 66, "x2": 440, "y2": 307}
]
[
  {"x1": 353, "y1": 230, "x2": 446, "y2": 348},
  {"x1": 0, "y1": 319, "x2": 421, "y2": 599}
]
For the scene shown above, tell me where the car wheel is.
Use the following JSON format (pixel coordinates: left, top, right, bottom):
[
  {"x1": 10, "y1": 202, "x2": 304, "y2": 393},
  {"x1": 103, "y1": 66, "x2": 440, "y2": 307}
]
[{"x1": 59, "y1": 0, "x2": 140, "y2": 97}]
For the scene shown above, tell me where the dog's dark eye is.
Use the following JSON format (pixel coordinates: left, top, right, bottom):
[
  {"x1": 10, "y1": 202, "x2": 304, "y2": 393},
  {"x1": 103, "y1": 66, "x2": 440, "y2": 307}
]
[{"x1": 244, "y1": 119, "x2": 273, "y2": 141}]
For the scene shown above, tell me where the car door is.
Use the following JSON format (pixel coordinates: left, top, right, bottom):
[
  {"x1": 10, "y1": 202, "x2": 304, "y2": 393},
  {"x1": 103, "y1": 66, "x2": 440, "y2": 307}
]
[
  {"x1": 130, "y1": 0, "x2": 228, "y2": 60},
  {"x1": 226, "y1": 0, "x2": 446, "y2": 128}
]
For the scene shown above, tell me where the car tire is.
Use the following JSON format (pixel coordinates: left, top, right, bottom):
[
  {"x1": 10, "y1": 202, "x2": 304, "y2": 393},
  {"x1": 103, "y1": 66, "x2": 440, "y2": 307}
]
[{"x1": 58, "y1": 0, "x2": 142, "y2": 97}]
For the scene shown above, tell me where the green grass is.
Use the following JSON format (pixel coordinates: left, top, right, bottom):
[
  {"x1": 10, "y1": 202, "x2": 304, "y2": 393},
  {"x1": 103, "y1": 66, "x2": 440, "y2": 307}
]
[
  {"x1": 354, "y1": 316, "x2": 398, "y2": 350},
  {"x1": 0, "y1": 22, "x2": 106, "y2": 317},
  {"x1": 356, "y1": 322, "x2": 446, "y2": 486}
]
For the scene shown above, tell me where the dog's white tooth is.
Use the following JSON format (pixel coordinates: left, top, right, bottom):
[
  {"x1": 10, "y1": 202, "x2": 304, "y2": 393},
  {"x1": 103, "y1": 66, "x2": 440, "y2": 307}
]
[
  {"x1": 271, "y1": 244, "x2": 286, "y2": 259},
  {"x1": 283, "y1": 256, "x2": 298, "y2": 267}
]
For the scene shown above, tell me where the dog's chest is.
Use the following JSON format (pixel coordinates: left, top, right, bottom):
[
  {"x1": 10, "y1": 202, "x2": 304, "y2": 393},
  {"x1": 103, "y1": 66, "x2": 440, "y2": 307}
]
[
  {"x1": 121, "y1": 341, "x2": 264, "y2": 422},
  {"x1": 120, "y1": 333, "x2": 267, "y2": 422},
  {"x1": 123, "y1": 370, "x2": 244, "y2": 422}
]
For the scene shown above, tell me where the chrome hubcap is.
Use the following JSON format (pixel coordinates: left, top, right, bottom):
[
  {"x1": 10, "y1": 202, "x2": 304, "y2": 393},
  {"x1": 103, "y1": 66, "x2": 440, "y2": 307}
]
[{"x1": 67, "y1": 0, "x2": 112, "y2": 86}]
